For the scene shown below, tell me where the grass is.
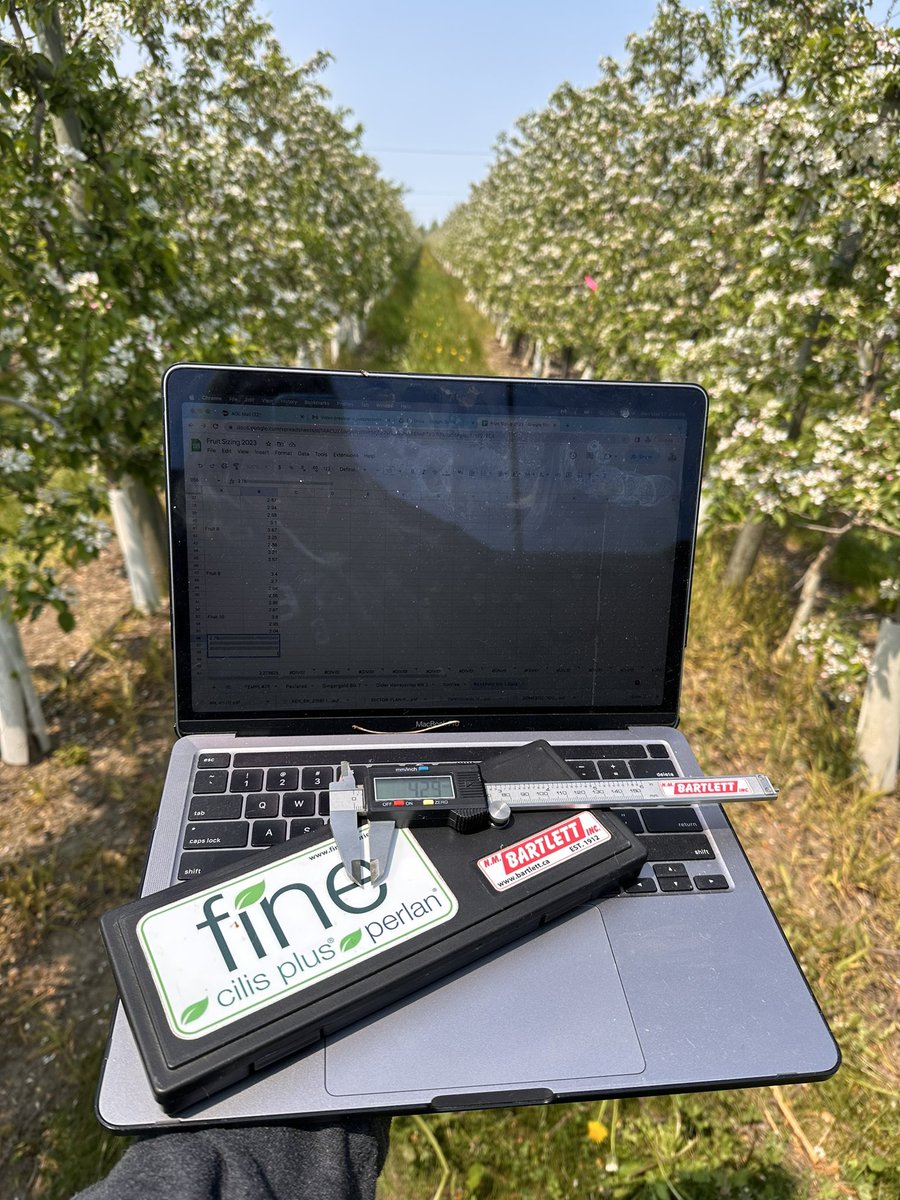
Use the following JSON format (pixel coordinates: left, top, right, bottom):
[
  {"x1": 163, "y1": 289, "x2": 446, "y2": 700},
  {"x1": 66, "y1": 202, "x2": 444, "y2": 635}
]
[
  {"x1": 11, "y1": 1026, "x2": 130, "y2": 1200},
  {"x1": 376, "y1": 539, "x2": 899, "y2": 1200},
  {"x1": 340, "y1": 246, "x2": 495, "y2": 376},
  {"x1": 3, "y1": 256, "x2": 896, "y2": 1198}
]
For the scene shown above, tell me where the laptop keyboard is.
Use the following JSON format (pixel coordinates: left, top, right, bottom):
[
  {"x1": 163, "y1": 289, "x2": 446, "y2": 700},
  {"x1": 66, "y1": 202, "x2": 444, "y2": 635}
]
[{"x1": 177, "y1": 744, "x2": 730, "y2": 895}]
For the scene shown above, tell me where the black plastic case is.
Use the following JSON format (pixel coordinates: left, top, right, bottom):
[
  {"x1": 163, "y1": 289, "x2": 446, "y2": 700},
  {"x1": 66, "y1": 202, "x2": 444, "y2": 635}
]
[{"x1": 101, "y1": 809, "x2": 645, "y2": 1113}]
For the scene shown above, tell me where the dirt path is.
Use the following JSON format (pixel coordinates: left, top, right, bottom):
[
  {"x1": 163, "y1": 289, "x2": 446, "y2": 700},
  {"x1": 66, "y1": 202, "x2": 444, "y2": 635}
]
[
  {"x1": 482, "y1": 331, "x2": 530, "y2": 377},
  {"x1": 18, "y1": 542, "x2": 134, "y2": 698},
  {"x1": 1, "y1": 537, "x2": 171, "y2": 1197}
]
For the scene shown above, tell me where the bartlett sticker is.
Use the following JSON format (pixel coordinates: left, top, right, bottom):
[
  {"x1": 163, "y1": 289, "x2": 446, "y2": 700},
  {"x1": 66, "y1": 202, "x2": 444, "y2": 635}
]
[
  {"x1": 477, "y1": 812, "x2": 611, "y2": 892},
  {"x1": 136, "y1": 827, "x2": 457, "y2": 1040},
  {"x1": 659, "y1": 778, "x2": 751, "y2": 797}
]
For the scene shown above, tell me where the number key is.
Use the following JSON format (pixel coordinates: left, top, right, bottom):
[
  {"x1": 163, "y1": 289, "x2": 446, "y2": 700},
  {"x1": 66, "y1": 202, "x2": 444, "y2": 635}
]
[
  {"x1": 231, "y1": 768, "x2": 264, "y2": 792},
  {"x1": 266, "y1": 767, "x2": 299, "y2": 791},
  {"x1": 301, "y1": 766, "x2": 333, "y2": 790}
]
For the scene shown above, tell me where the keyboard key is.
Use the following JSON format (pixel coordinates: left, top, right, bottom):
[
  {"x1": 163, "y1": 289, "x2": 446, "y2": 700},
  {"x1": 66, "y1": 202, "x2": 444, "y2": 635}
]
[
  {"x1": 317, "y1": 792, "x2": 330, "y2": 816},
  {"x1": 641, "y1": 807, "x2": 703, "y2": 833},
  {"x1": 266, "y1": 767, "x2": 300, "y2": 791},
  {"x1": 598, "y1": 760, "x2": 630, "y2": 779},
  {"x1": 595, "y1": 744, "x2": 647, "y2": 759},
  {"x1": 638, "y1": 833, "x2": 715, "y2": 862},
  {"x1": 245, "y1": 793, "x2": 279, "y2": 818},
  {"x1": 289, "y1": 818, "x2": 325, "y2": 839},
  {"x1": 695, "y1": 874, "x2": 729, "y2": 891},
  {"x1": 282, "y1": 791, "x2": 316, "y2": 817},
  {"x1": 566, "y1": 760, "x2": 599, "y2": 779},
  {"x1": 610, "y1": 807, "x2": 644, "y2": 834},
  {"x1": 653, "y1": 862, "x2": 688, "y2": 878},
  {"x1": 188, "y1": 795, "x2": 243, "y2": 821},
  {"x1": 197, "y1": 752, "x2": 231, "y2": 769},
  {"x1": 624, "y1": 876, "x2": 658, "y2": 894},
  {"x1": 647, "y1": 744, "x2": 672, "y2": 759},
  {"x1": 192, "y1": 769, "x2": 229, "y2": 794},
  {"x1": 302, "y1": 766, "x2": 333, "y2": 790},
  {"x1": 658, "y1": 875, "x2": 694, "y2": 893},
  {"x1": 251, "y1": 820, "x2": 287, "y2": 847},
  {"x1": 178, "y1": 850, "x2": 252, "y2": 880},
  {"x1": 231, "y1": 768, "x2": 264, "y2": 793},
  {"x1": 629, "y1": 758, "x2": 678, "y2": 779},
  {"x1": 183, "y1": 821, "x2": 249, "y2": 849}
]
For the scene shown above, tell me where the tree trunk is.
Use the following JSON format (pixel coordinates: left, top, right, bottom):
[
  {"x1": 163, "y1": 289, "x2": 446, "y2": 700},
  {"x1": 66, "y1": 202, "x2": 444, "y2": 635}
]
[
  {"x1": 722, "y1": 517, "x2": 768, "y2": 588},
  {"x1": 858, "y1": 339, "x2": 884, "y2": 417},
  {"x1": 108, "y1": 478, "x2": 167, "y2": 613},
  {"x1": 856, "y1": 619, "x2": 900, "y2": 793},
  {"x1": 0, "y1": 590, "x2": 51, "y2": 765},
  {"x1": 33, "y1": 4, "x2": 88, "y2": 229},
  {"x1": 774, "y1": 535, "x2": 840, "y2": 662}
]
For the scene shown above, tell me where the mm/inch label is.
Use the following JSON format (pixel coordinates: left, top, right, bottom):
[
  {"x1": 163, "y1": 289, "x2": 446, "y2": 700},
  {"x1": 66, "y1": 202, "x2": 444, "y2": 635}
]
[{"x1": 484, "y1": 774, "x2": 777, "y2": 812}]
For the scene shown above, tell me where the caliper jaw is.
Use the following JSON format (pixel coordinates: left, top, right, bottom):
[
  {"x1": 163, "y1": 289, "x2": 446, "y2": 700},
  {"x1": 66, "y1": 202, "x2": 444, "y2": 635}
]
[{"x1": 328, "y1": 762, "x2": 395, "y2": 885}]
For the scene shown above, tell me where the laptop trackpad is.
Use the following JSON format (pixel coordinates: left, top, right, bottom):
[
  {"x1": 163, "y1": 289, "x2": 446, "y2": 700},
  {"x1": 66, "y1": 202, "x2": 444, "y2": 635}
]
[{"x1": 324, "y1": 905, "x2": 644, "y2": 1095}]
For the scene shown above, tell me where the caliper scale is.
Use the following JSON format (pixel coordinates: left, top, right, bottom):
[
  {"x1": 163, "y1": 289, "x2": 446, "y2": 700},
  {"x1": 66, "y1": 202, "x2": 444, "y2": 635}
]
[{"x1": 329, "y1": 756, "x2": 777, "y2": 885}]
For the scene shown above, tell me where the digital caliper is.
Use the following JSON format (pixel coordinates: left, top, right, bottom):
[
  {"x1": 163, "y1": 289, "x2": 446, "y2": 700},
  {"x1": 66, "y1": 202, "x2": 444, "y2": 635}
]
[{"x1": 329, "y1": 755, "x2": 777, "y2": 885}]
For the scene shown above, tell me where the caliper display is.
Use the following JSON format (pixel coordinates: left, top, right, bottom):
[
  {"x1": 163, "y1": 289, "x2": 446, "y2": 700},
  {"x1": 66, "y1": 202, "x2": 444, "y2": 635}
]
[{"x1": 371, "y1": 773, "x2": 457, "y2": 805}]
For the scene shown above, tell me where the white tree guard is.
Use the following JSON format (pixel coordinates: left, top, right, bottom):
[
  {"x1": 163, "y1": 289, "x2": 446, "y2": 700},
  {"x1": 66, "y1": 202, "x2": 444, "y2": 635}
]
[
  {"x1": 0, "y1": 599, "x2": 50, "y2": 765},
  {"x1": 856, "y1": 618, "x2": 900, "y2": 793},
  {"x1": 108, "y1": 482, "x2": 163, "y2": 614}
]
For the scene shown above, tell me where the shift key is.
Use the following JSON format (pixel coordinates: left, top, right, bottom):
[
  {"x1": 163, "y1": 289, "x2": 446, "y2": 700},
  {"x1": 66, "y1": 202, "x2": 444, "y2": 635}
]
[
  {"x1": 183, "y1": 821, "x2": 249, "y2": 850},
  {"x1": 637, "y1": 833, "x2": 714, "y2": 861}
]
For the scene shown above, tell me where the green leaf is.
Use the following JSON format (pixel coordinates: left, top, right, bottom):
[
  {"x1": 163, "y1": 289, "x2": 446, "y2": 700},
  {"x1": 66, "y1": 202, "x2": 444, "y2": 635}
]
[
  {"x1": 180, "y1": 997, "x2": 209, "y2": 1025},
  {"x1": 56, "y1": 608, "x2": 75, "y2": 633},
  {"x1": 234, "y1": 880, "x2": 265, "y2": 910},
  {"x1": 340, "y1": 929, "x2": 362, "y2": 952}
]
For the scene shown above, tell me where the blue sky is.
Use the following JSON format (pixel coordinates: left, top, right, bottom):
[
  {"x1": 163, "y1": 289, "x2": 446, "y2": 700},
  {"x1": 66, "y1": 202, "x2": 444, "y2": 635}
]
[{"x1": 259, "y1": 1, "x2": 662, "y2": 227}]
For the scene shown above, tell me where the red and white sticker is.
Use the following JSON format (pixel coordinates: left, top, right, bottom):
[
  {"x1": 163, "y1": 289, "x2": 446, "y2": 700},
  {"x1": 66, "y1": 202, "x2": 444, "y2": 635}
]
[
  {"x1": 477, "y1": 812, "x2": 611, "y2": 892},
  {"x1": 657, "y1": 778, "x2": 754, "y2": 798}
]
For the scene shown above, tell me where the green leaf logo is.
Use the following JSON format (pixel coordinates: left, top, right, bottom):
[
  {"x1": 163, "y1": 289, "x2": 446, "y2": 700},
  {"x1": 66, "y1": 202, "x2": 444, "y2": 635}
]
[
  {"x1": 181, "y1": 997, "x2": 209, "y2": 1025},
  {"x1": 340, "y1": 929, "x2": 362, "y2": 953},
  {"x1": 234, "y1": 880, "x2": 265, "y2": 910}
]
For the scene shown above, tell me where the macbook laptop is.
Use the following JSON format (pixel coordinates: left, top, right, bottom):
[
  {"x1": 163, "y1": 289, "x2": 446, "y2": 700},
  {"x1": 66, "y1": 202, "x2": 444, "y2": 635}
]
[{"x1": 96, "y1": 363, "x2": 839, "y2": 1128}]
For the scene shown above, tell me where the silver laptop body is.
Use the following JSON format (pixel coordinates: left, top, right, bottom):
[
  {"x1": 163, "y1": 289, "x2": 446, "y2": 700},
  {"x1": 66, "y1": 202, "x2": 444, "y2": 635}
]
[{"x1": 97, "y1": 364, "x2": 839, "y2": 1129}]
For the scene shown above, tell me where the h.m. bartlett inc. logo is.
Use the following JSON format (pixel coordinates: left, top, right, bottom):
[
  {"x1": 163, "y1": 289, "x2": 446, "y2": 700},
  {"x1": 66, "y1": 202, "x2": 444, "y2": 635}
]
[
  {"x1": 476, "y1": 812, "x2": 612, "y2": 892},
  {"x1": 137, "y1": 831, "x2": 457, "y2": 1039}
]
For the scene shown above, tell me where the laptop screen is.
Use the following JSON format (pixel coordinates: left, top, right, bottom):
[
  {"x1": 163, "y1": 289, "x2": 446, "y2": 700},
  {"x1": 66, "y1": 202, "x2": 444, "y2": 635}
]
[{"x1": 164, "y1": 366, "x2": 707, "y2": 735}]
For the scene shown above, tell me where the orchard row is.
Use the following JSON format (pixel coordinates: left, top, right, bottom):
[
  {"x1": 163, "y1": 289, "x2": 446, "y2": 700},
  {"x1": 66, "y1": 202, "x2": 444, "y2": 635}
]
[
  {"x1": 435, "y1": 0, "x2": 899, "y2": 599},
  {"x1": 0, "y1": 0, "x2": 416, "y2": 762},
  {"x1": 1, "y1": 0, "x2": 416, "y2": 625}
]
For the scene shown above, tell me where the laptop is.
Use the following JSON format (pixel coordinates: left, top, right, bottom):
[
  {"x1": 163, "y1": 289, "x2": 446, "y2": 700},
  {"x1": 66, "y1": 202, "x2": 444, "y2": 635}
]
[{"x1": 96, "y1": 363, "x2": 839, "y2": 1129}]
